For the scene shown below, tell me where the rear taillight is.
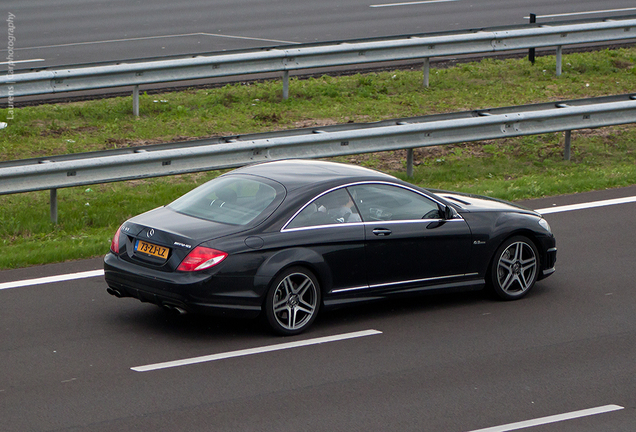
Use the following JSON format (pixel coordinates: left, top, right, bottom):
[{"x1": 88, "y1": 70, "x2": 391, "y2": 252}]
[
  {"x1": 110, "y1": 227, "x2": 121, "y2": 253},
  {"x1": 177, "y1": 246, "x2": 228, "y2": 272},
  {"x1": 110, "y1": 225, "x2": 122, "y2": 254}
]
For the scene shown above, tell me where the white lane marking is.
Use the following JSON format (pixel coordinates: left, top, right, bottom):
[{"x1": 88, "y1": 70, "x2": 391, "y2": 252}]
[
  {"x1": 5, "y1": 32, "x2": 296, "y2": 52},
  {"x1": 132, "y1": 329, "x2": 383, "y2": 372},
  {"x1": 371, "y1": 0, "x2": 460, "y2": 8},
  {"x1": 0, "y1": 58, "x2": 45, "y2": 65},
  {"x1": 0, "y1": 269, "x2": 104, "y2": 291},
  {"x1": 536, "y1": 196, "x2": 636, "y2": 214},
  {"x1": 197, "y1": 32, "x2": 297, "y2": 44},
  {"x1": 467, "y1": 404, "x2": 624, "y2": 432},
  {"x1": 524, "y1": 8, "x2": 636, "y2": 19}
]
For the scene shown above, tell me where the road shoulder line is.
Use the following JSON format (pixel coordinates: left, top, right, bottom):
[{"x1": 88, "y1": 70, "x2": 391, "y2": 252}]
[{"x1": 0, "y1": 269, "x2": 104, "y2": 291}]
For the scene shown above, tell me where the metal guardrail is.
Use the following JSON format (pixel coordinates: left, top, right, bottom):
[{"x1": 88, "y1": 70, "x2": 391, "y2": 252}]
[
  {"x1": 1, "y1": 94, "x2": 635, "y2": 222},
  {"x1": 2, "y1": 16, "x2": 636, "y2": 114}
]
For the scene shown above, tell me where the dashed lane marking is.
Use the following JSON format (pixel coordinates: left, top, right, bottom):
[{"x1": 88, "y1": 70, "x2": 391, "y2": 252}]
[
  {"x1": 466, "y1": 404, "x2": 624, "y2": 432},
  {"x1": 524, "y1": 8, "x2": 636, "y2": 19},
  {"x1": 535, "y1": 196, "x2": 636, "y2": 215},
  {"x1": 132, "y1": 329, "x2": 383, "y2": 372},
  {"x1": 371, "y1": 0, "x2": 460, "y2": 7}
]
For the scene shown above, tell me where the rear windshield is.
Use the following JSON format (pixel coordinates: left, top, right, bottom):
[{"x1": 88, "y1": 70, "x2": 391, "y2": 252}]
[{"x1": 169, "y1": 175, "x2": 284, "y2": 225}]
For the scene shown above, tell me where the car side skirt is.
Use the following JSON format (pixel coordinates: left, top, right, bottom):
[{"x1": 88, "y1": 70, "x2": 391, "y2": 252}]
[{"x1": 323, "y1": 276, "x2": 485, "y2": 308}]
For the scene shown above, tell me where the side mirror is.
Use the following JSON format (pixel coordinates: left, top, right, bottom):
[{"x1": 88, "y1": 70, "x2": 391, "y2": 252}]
[{"x1": 444, "y1": 205, "x2": 454, "y2": 220}]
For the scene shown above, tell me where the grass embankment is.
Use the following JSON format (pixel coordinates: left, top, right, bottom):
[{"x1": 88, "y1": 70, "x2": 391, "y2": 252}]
[{"x1": 1, "y1": 48, "x2": 635, "y2": 269}]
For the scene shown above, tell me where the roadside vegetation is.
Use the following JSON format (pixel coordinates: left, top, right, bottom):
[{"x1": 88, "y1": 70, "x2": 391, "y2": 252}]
[{"x1": 1, "y1": 48, "x2": 635, "y2": 269}]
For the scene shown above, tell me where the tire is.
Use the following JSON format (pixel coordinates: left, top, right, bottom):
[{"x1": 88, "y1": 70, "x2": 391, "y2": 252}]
[
  {"x1": 265, "y1": 267, "x2": 321, "y2": 335},
  {"x1": 489, "y1": 236, "x2": 539, "y2": 300}
]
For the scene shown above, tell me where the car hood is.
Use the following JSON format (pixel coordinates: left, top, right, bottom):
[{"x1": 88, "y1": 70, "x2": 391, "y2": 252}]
[{"x1": 434, "y1": 191, "x2": 538, "y2": 215}]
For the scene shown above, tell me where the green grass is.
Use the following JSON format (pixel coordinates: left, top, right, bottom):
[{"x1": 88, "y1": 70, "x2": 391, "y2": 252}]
[{"x1": 0, "y1": 48, "x2": 635, "y2": 268}]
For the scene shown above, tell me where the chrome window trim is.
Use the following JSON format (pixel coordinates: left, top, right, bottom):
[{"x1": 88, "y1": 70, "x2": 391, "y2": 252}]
[
  {"x1": 281, "y1": 181, "x2": 462, "y2": 232},
  {"x1": 330, "y1": 272, "x2": 480, "y2": 294},
  {"x1": 283, "y1": 222, "x2": 366, "y2": 233},
  {"x1": 283, "y1": 218, "x2": 466, "y2": 234}
]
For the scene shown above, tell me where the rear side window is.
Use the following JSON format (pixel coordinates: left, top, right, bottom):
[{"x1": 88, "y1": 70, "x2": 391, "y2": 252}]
[
  {"x1": 169, "y1": 175, "x2": 283, "y2": 225},
  {"x1": 287, "y1": 188, "x2": 362, "y2": 229}
]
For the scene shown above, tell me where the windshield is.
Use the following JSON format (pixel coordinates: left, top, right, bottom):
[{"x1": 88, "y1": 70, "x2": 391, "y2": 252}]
[{"x1": 169, "y1": 175, "x2": 284, "y2": 225}]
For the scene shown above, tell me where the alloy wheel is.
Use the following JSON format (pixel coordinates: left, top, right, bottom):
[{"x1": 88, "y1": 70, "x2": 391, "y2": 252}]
[
  {"x1": 270, "y1": 271, "x2": 319, "y2": 333},
  {"x1": 496, "y1": 241, "x2": 537, "y2": 295}
]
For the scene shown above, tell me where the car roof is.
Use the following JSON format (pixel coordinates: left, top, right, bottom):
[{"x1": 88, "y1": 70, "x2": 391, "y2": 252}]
[{"x1": 228, "y1": 159, "x2": 397, "y2": 189}]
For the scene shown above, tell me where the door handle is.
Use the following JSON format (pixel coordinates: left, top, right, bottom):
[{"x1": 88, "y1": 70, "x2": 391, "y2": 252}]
[{"x1": 372, "y1": 228, "x2": 392, "y2": 236}]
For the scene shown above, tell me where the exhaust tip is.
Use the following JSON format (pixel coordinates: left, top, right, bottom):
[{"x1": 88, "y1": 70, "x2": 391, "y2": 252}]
[
  {"x1": 162, "y1": 304, "x2": 188, "y2": 315},
  {"x1": 106, "y1": 287, "x2": 123, "y2": 298}
]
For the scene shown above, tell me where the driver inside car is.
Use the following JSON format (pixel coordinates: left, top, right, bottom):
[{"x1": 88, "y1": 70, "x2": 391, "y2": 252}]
[{"x1": 318, "y1": 190, "x2": 362, "y2": 223}]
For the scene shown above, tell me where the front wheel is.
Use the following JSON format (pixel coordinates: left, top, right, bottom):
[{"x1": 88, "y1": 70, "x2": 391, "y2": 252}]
[
  {"x1": 489, "y1": 236, "x2": 539, "y2": 300},
  {"x1": 265, "y1": 267, "x2": 321, "y2": 335}
]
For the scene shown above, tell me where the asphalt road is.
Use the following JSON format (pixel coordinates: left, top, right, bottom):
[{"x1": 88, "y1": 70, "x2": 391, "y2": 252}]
[
  {"x1": 2, "y1": 0, "x2": 636, "y2": 70},
  {"x1": 1, "y1": 186, "x2": 635, "y2": 431}
]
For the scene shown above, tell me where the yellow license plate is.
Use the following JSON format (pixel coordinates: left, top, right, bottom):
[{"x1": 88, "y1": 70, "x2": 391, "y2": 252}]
[{"x1": 136, "y1": 240, "x2": 169, "y2": 259}]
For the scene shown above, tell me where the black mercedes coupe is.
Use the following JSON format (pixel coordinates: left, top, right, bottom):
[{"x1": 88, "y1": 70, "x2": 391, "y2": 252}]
[{"x1": 104, "y1": 160, "x2": 556, "y2": 335}]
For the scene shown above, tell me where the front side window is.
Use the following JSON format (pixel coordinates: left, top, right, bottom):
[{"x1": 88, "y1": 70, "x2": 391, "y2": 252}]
[
  {"x1": 287, "y1": 188, "x2": 361, "y2": 229},
  {"x1": 348, "y1": 184, "x2": 441, "y2": 221},
  {"x1": 169, "y1": 175, "x2": 283, "y2": 225}
]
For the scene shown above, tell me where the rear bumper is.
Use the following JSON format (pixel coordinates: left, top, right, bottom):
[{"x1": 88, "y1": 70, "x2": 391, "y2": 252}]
[{"x1": 103, "y1": 253, "x2": 263, "y2": 318}]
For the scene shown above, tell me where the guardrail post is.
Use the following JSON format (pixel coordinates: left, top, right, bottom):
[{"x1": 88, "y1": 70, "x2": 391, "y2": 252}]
[
  {"x1": 423, "y1": 58, "x2": 430, "y2": 88},
  {"x1": 133, "y1": 85, "x2": 140, "y2": 116},
  {"x1": 406, "y1": 148, "x2": 414, "y2": 178},
  {"x1": 564, "y1": 130, "x2": 571, "y2": 161},
  {"x1": 50, "y1": 189, "x2": 58, "y2": 224},
  {"x1": 283, "y1": 71, "x2": 289, "y2": 100},
  {"x1": 556, "y1": 46, "x2": 563, "y2": 76},
  {"x1": 528, "y1": 14, "x2": 536, "y2": 64}
]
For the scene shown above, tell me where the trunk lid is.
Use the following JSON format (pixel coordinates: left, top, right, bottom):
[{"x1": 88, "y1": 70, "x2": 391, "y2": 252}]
[{"x1": 119, "y1": 206, "x2": 247, "y2": 271}]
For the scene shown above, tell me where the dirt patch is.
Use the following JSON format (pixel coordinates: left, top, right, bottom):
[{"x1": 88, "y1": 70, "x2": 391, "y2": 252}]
[
  {"x1": 344, "y1": 143, "x2": 491, "y2": 172},
  {"x1": 292, "y1": 119, "x2": 340, "y2": 129},
  {"x1": 105, "y1": 138, "x2": 126, "y2": 146},
  {"x1": 40, "y1": 127, "x2": 69, "y2": 137},
  {"x1": 40, "y1": 125, "x2": 99, "y2": 137},
  {"x1": 290, "y1": 116, "x2": 374, "y2": 129},
  {"x1": 611, "y1": 59, "x2": 634, "y2": 69},
  {"x1": 253, "y1": 112, "x2": 282, "y2": 123}
]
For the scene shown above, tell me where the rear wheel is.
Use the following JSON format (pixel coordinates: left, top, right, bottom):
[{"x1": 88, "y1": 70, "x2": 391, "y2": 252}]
[
  {"x1": 489, "y1": 236, "x2": 539, "y2": 300},
  {"x1": 265, "y1": 267, "x2": 321, "y2": 335}
]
